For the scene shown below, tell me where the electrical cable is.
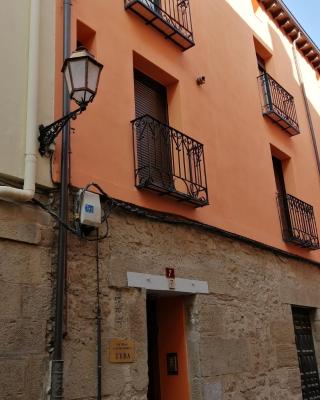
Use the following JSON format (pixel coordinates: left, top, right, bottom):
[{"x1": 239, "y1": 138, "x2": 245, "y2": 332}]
[
  {"x1": 32, "y1": 197, "x2": 79, "y2": 235},
  {"x1": 111, "y1": 199, "x2": 320, "y2": 268},
  {"x1": 32, "y1": 182, "x2": 113, "y2": 241},
  {"x1": 32, "y1": 183, "x2": 320, "y2": 267},
  {"x1": 95, "y1": 229, "x2": 102, "y2": 400}
]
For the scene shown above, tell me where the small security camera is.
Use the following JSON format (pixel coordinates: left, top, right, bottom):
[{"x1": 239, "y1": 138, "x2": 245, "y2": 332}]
[{"x1": 196, "y1": 76, "x2": 206, "y2": 85}]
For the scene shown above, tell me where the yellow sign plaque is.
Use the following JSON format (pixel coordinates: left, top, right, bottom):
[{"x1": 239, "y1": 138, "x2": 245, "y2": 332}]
[{"x1": 109, "y1": 339, "x2": 136, "y2": 363}]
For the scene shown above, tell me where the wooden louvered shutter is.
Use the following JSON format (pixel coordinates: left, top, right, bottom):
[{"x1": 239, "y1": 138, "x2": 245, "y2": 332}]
[
  {"x1": 134, "y1": 70, "x2": 167, "y2": 122},
  {"x1": 134, "y1": 70, "x2": 173, "y2": 190}
]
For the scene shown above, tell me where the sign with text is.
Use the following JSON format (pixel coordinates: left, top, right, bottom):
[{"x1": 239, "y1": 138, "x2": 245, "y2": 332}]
[
  {"x1": 166, "y1": 268, "x2": 176, "y2": 290},
  {"x1": 165, "y1": 267, "x2": 175, "y2": 278},
  {"x1": 109, "y1": 339, "x2": 136, "y2": 363}
]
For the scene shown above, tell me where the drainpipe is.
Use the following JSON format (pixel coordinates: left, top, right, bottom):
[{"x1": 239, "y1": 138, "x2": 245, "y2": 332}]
[
  {"x1": 51, "y1": 1, "x2": 71, "y2": 399},
  {"x1": 292, "y1": 32, "x2": 320, "y2": 176},
  {"x1": 0, "y1": 0, "x2": 40, "y2": 202}
]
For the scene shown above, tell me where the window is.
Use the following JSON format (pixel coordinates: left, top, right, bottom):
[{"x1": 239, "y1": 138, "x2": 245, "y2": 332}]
[
  {"x1": 77, "y1": 20, "x2": 96, "y2": 54},
  {"x1": 256, "y1": 55, "x2": 300, "y2": 135},
  {"x1": 134, "y1": 70, "x2": 173, "y2": 191},
  {"x1": 272, "y1": 156, "x2": 319, "y2": 249},
  {"x1": 125, "y1": 0, "x2": 194, "y2": 50},
  {"x1": 256, "y1": 54, "x2": 266, "y2": 73},
  {"x1": 273, "y1": 156, "x2": 292, "y2": 239},
  {"x1": 132, "y1": 70, "x2": 208, "y2": 206},
  {"x1": 292, "y1": 307, "x2": 320, "y2": 400}
]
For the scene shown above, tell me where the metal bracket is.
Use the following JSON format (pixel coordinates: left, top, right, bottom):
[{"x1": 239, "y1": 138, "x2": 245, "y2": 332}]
[{"x1": 38, "y1": 104, "x2": 86, "y2": 156}]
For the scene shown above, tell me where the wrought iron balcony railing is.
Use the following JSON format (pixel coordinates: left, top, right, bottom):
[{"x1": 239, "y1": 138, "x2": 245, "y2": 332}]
[
  {"x1": 277, "y1": 193, "x2": 319, "y2": 249},
  {"x1": 258, "y1": 72, "x2": 300, "y2": 136},
  {"x1": 132, "y1": 114, "x2": 208, "y2": 206},
  {"x1": 125, "y1": 0, "x2": 194, "y2": 50}
]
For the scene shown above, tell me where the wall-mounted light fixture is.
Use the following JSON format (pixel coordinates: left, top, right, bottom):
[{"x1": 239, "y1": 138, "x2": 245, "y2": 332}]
[
  {"x1": 38, "y1": 47, "x2": 103, "y2": 156},
  {"x1": 196, "y1": 76, "x2": 206, "y2": 86}
]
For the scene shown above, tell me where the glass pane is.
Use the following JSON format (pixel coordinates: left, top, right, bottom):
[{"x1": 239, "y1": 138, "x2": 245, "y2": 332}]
[
  {"x1": 87, "y1": 61, "x2": 100, "y2": 92},
  {"x1": 84, "y1": 90, "x2": 93, "y2": 103},
  {"x1": 69, "y1": 58, "x2": 86, "y2": 89},
  {"x1": 64, "y1": 65, "x2": 73, "y2": 95},
  {"x1": 72, "y1": 89, "x2": 86, "y2": 104}
]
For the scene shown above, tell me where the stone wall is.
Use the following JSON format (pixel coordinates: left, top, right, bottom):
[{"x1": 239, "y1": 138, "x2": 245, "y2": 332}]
[
  {"x1": 63, "y1": 208, "x2": 320, "y2": 400},
  {"x1": 0, "y1": 199, "x2": 54, "y2": 400},
  {"x1": 1, "y1": 201, "x2": 319, "y2": 399}
]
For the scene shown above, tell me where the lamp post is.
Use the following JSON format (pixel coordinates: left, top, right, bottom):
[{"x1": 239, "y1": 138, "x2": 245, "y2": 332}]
[
  {"x1": 38, "y1": 47, "x2": 103, "y2": 156},
  {"x1": 40, "y1": 47, "x2": 103, "y2": 400}
]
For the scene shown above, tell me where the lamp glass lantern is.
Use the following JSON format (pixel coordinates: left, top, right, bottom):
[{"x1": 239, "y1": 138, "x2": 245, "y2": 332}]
[{"x1": 62, "y1": 47, "x2": 103, "y2": 106}]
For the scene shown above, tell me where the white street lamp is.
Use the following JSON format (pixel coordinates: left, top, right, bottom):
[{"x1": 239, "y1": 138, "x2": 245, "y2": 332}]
[{"x1": 38, "y1": 47, "x2": 103, "y2": 156}]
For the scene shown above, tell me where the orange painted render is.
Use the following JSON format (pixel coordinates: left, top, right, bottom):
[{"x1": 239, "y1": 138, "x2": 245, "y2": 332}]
[
  {"x1": 156, "y1": 297, "x2": 190, "y2": 400},
  {"x1": 251, "y1": 0, "x2": 260, "y2": 13},
  {"x1": 54, "y1": 0, "x2": 320, "y2": 262}
]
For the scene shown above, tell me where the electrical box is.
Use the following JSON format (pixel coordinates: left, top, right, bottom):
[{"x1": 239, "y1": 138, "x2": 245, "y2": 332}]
[{"x1": 79, "y1": 190, "x2": 102, "y2": 227}]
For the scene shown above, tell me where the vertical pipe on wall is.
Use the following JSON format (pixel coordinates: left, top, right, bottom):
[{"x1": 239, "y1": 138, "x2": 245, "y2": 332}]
[
  {"x1": 51, "y1": 1, "x2": 71, "y2": 399},
  {"x1": 0, "y1": 0, "x2": 40, "y2": 201},
  {"x1": 292, "y1": 34, "x2": 320, "y2": 176}
]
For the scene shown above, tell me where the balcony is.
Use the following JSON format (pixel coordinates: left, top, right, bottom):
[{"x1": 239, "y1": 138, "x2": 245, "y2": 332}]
[
  {"x1": 125, "y1": 0, "x2": 194, "y2": 50},
  {"x1": 258, "y1": 72, "x2": 300, "y2": 136},
  {"x1": 132, "y1": 114, "x2": 208, "y2": 206},
  {"x1": 277, "y1": 193, "x2": 320, "y2": 249}
]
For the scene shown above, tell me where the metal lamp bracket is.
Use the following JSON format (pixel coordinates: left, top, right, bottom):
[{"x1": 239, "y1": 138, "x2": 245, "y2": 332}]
[{"x1": 38, "y1": 104, "x2": 87, "y2": 156}]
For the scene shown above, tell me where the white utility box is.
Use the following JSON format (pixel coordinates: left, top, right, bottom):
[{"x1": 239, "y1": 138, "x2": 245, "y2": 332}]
[{"x1": 79, "y1": 190, "x2": 102, "y2": 227}]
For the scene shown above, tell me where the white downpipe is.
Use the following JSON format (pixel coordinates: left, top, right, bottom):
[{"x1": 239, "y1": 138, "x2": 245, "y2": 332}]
[{"x1": 0, "y1": 0, "x2": 40, "y2": 201}]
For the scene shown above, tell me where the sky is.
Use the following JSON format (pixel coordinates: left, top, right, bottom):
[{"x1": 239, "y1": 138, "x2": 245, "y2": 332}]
[{"x1": 283, "y1": 0, "x2": 320, "y2": 48}]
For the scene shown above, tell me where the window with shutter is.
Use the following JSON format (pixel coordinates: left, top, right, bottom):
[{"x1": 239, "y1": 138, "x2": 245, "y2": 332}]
[{"x1": 134, "y1": 70, "x2": 174, "y2": 191}]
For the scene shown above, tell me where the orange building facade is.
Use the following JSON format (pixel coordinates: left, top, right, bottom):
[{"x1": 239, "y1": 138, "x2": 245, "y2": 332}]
[{"x1": 50, "y1": 1, "x2": 320, "y2": 399}]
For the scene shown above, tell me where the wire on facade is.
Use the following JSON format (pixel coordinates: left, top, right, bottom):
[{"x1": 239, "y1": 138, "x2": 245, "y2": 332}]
[
  {"x1": 95, "y1": 229, "x2": 102, "y2": 400},
  {"x1": 32, "y1": 182, "x2": 113, "y2": 241},
  {"x1": 32, "y1": 186, "x2": 320, "y2": 267}
]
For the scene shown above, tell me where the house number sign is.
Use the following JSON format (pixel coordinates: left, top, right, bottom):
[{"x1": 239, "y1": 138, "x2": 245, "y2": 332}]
[
  {"x1": 166, "y1": 267, "x2": 176, "y2": 290},
  {"x1": 109, "y1": 339, "x2": 136, "y2": 363}
]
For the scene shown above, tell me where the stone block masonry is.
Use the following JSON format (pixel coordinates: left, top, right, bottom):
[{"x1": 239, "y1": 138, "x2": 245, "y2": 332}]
[
  {"x1": 63, "y1": 208, "x2": 320, "y2": 400},
  {"x1": 0, "y1": 199, "x2": 54, "y2": 400},
  {"x1": 1, "y1": 199, "x2": 318, "y2": 399}
]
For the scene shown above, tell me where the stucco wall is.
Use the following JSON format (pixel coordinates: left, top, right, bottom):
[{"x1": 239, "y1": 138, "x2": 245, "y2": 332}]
[
  {"x1": 52, "y1": 0, "x2": 320, "y2": 263},
  {"x1": 0, "y1": 0, "x2": 55, "y2": 187}
]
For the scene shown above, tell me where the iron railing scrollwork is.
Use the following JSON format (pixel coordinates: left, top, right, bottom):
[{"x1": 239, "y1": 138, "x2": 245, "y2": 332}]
[
  {"x1": 132, "y1": 114, "x2": 208, "y2": 206},
  {"x1": 258, "y1": 72, "x2": 300, "y2": 135},
  {"x1": 125, "y1": 0, "x2": 194, "y2": 50},
  {"x1": 277, "y1": 193, "x2": 320, "y2": 249}
]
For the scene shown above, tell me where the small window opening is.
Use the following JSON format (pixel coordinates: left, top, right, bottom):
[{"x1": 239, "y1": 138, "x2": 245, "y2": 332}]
[
  {"x1": 77, "y1": 20, "x2": 96, "y2": 54},
  {"x1": 257, "y1": 54, "x2": 266, "y2": 73}
]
